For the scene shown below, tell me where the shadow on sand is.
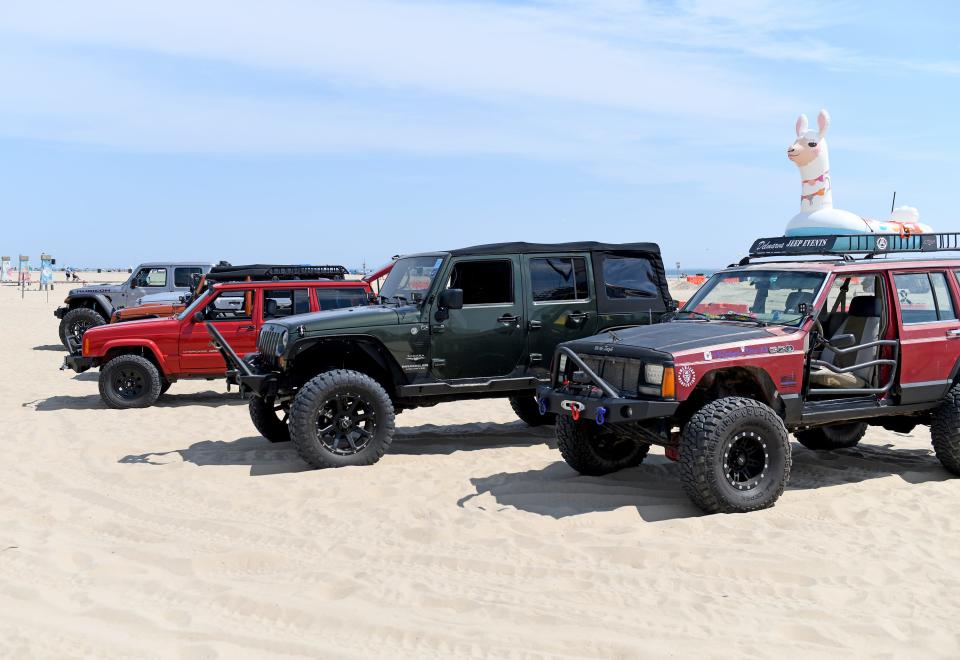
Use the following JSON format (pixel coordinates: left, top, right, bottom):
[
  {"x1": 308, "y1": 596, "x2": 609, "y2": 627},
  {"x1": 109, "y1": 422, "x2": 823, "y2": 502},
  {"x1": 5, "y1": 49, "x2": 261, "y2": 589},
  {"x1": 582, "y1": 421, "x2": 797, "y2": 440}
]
[
  {"x1": 119, "y1": 422, "x2": 554, "y2": 477},
  {"x1": 33, "y1": 344, "x2": 66, "y2": 352},
  {"x1": 458, "y1": 440, "x2": 950, "y2": 523},
  {"x1": 24, "y1": 390, "x2": 247, "y2": 411}
]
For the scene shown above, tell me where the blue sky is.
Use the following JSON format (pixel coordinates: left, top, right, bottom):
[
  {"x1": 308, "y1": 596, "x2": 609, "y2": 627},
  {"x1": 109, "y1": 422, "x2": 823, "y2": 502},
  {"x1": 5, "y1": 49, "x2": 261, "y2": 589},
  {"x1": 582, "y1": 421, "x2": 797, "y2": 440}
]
[{"x1": 1, "y1": 0, "x2": 959, "y2": 271}]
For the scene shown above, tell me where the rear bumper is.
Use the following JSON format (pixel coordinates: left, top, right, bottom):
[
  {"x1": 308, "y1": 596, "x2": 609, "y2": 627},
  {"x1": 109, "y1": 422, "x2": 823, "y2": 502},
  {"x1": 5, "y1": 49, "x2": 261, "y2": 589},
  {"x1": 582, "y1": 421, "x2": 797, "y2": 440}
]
[
  {"x1": 63, "y1": 354, "x2": 94, "y2": 373},
  {"x1": 536, "y1": 385, "x2": 679, "y2": 424}
]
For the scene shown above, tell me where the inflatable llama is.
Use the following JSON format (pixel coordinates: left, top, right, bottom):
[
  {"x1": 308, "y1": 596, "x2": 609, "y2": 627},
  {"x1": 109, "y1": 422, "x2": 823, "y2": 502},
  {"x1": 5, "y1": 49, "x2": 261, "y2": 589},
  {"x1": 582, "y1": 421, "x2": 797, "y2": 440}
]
[{"x1": 784, "y1": 109, "x2": 931, "y2": 236}]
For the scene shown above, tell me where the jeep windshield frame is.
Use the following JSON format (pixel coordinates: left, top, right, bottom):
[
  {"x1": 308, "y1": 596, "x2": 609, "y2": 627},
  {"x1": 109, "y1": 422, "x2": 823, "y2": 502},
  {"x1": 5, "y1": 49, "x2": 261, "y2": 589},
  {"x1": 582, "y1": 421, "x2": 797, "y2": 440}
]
[
  {"x1": 681, "y1": 268, "x2": 827, "y2": 327},
  {"x1": 378, "y1": 255, "x2": 446, "y2": 305}
]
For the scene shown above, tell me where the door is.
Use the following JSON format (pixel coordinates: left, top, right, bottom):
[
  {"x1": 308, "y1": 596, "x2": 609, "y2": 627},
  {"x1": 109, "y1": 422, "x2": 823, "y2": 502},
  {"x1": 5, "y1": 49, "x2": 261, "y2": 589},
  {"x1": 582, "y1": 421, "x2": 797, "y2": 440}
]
[
  {"x1": 894, "y1": 270, "x2": 960, "y2": 404},
  {"x1": 522, "y1": 253, "x2": 598, "y2": 378},
  {"x1": 125, "y1": 266, "x2": 168, "y2": 307},
  {"x1": 173, "y1": 266, "x2": 205, "y2": 294},
  {"x1": 179, "y1": 288, "x2": 259, "y2": 373},
  {"x1": 429, "y1": 256, "x2": 526, "y2": 380}
]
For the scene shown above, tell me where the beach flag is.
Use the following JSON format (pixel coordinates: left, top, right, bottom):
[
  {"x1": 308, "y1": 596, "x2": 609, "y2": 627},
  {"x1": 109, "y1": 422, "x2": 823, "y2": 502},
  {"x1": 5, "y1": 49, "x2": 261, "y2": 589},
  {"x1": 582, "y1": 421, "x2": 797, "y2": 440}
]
[
  {"x1": 0, "y1": 256, "x2": 9, "y2": 283},
  {"x1": 40, "y1": 254, "x2": 54, "y2": 290}
]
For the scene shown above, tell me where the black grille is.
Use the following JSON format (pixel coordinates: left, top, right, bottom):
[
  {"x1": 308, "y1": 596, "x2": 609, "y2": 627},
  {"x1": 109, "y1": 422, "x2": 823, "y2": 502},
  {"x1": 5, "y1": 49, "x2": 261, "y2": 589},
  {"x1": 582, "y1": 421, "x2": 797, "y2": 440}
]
[
  {"x1": 257, "y1": 326, "x2": 284, "y2": 363},
  {"x1": 572, "y1": 354, "x2": 643, "y2": 396}
]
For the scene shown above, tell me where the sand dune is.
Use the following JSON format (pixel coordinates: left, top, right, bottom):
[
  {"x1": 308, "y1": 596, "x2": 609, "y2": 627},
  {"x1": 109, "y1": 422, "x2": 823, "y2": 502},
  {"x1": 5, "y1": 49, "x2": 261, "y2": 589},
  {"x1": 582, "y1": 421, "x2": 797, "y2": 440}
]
[{"x1": 2, "y1": 283, "x2": 959, "y2": 658}]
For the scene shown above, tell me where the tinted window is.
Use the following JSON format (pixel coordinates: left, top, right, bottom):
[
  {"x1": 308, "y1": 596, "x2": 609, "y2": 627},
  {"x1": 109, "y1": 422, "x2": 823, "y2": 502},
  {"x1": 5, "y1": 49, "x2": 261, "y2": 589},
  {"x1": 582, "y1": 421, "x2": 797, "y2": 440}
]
[
  {"x1": 530, "y1": 257, "x2": 589, "y2": 302},
  {"x1": 603, "y1": 256, "x2": 657, "y2": 299},
  {"x1": 263, "y1": 289, "x2": 311, "y2": 319},
  {"x1": 204, "y1": 290, "x2": 253, "y2": 321},
  {"x1": 135, "y1": 267, "x2": 167, "y2": 287},
  {"x1": 174, "y1": 267, "x2": 204, "y2": 288},
  {"x1": 316, "y1": 287, "x2": 369, "y2": 311},
  {"x1": 448, "y1": 260, "x2": 513, "y2": 305},
  {"x1": 896, "y1": 272, "x2": 956, "y2": 323}
]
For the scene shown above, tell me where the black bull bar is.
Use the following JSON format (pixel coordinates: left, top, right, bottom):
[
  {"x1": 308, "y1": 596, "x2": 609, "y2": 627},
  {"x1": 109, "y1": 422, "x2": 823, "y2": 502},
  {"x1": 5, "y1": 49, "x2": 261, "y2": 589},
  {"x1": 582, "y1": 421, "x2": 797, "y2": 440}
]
[
  {"x1": 204, "y1": 323, "x2": 277, "y2": 397},
  {"x1": 536, "y1": 347, "x2": 678, "y2": 424}
]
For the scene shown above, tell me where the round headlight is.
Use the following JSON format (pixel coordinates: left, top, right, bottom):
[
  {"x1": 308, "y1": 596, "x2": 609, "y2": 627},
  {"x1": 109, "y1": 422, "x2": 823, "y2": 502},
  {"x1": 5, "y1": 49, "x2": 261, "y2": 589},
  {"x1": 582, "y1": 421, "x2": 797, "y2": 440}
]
[
  {"x1": 276, "y1": 330, "x2": 289, "y2": 356},
  {"x1": 644, "y1": 363, "x2": 664, "y2": 385}
]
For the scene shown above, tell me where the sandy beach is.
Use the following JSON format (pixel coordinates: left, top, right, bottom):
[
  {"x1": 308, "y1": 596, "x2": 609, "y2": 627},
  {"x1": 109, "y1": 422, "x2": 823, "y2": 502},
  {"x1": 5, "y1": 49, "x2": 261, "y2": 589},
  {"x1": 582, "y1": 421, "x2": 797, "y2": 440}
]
[{"x1": 2, "y1": 279, "x2": 960, "y2": 659}]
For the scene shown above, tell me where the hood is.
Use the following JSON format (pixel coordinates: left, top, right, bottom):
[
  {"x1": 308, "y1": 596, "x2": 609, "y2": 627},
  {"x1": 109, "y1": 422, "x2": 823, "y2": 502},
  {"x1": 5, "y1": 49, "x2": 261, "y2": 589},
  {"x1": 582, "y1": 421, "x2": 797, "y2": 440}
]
[
  {"x1": 275, "y1": 304, "x2": 406, "y2": 333},
  {"x1": 68, "y1": 284, "x2": 123, "y2": 298},
  {"x1": 569, "y1": 321, "x2": 778, "y2": 356}
]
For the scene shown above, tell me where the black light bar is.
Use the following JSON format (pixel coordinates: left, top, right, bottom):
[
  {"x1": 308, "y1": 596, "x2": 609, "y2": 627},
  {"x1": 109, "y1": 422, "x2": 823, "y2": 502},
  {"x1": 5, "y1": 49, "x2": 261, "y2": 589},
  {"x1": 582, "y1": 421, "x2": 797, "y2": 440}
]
[
  {"x1": 748, "y1": 233, "x2": 960, "y2": 258},
  {"x1": 206, "y1": 264, "x2": 349, "y2": 281}
]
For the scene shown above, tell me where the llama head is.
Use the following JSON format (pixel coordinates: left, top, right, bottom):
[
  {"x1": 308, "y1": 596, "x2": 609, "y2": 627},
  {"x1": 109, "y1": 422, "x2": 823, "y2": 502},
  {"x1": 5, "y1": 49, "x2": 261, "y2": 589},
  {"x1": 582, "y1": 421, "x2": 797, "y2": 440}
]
[{"x1": 788, "y1": 109, "x2": 830, "y2": 168}]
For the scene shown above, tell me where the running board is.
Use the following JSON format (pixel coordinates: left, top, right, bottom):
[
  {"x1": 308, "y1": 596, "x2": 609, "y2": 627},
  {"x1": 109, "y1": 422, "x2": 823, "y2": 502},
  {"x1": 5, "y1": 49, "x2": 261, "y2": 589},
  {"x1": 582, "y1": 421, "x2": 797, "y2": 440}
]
[
  {"x1": 801, "y1": 397, "x2": 935, "y2": 425},
  {"x1": 398, "y1": 376, "x2": 547, "y2": 398}
]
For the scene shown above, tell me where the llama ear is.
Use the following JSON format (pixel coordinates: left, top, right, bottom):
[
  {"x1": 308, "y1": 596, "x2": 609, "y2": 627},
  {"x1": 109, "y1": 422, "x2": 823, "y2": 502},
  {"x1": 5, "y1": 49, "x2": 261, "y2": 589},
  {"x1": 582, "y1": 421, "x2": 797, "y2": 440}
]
[
  {"x1": 817, "y1": 109, "x2": 830, "y2": 137},
  {"x1": 796, "y1": 114, "x2": 809, "y2": 137}
]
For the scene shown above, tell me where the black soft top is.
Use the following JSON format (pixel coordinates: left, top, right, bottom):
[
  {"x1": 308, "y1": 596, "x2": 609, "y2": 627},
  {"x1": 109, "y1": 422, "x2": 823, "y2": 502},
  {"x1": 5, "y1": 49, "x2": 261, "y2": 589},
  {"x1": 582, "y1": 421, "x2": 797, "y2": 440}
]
[{"x1": 447, "y1": 241, "x2": 662, "y2": 256}]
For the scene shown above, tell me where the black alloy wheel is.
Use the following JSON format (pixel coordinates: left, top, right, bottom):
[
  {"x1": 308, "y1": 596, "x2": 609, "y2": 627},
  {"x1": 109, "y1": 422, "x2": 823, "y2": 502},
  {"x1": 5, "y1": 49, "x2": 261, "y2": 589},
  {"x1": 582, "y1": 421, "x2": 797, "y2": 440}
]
[{"x1": 315, "y1": 392, "x2": 377, "y2": 455}]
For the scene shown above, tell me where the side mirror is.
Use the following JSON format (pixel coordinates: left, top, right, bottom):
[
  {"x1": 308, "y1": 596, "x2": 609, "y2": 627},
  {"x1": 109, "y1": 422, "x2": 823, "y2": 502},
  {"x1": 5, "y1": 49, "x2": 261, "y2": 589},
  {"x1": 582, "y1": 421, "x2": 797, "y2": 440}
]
[
  {"x1": 668, "y1": 299, "x2": 680, "y2": 312},
  {"x1": 193, "y1": 311, "x2": 205, "y2": 323},
  {"x1": 830, "y1": 333, "x2": 856, "y2": 349},
  {"x1": 438, "y1": 288, "x2": 464, "y2": 311}
]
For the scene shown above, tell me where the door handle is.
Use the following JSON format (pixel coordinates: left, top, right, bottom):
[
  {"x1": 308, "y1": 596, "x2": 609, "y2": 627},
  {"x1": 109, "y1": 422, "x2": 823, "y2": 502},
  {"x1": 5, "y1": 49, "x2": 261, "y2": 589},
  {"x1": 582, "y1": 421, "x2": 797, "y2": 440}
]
[
  {"x1": 239, "y1": 324, "x2": 255, "y2": 331},
  {"x1": 497, "y1": 314, "x2": 520, "y2": 324},
  {"x1": 567, "y1": 311, "x2": 588, "y2": 328},
  {"x1": 948, "y1": 329, "x2": 960, "y2": 337}
]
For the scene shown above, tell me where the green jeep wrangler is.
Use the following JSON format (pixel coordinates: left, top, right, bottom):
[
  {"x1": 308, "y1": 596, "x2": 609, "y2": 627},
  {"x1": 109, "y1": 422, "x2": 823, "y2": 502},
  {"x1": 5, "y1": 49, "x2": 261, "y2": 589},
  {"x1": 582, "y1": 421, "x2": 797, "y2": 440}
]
[{"x1": 209, "y1": 242, "x2": 674, "y2": 469}]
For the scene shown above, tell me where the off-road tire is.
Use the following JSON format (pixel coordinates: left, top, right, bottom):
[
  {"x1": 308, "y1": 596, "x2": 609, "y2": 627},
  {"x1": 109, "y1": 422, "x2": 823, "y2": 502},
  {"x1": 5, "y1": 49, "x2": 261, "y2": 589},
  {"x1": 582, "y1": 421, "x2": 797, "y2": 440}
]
[
  {"x1": 59, "y1": 307, "x2": 106, "y2": 349},
  {"x1": 249, "y1": 396, "x2": 290, "y2": 444},
  {"x1": 509, "y1": 394, "x2": 556, "y2": 426},
  {"x1": 98, "y1": 354, "x2": 162, "y2": 409},
  {"x1": 795, "y1": 422, "x2": 867, "y2": 451},
  {"x1": 289, "y1": 369, "x2": 395, "y2": 469},
  {"x1": 556, "y1": 416, "x2": 650, "y2": 476},
  {"x1": 679, "y1": 397, "x2": 791, "y2": 514},
  {"x1": 931, "y1": 383, "x2": 960, "y2": 476}
]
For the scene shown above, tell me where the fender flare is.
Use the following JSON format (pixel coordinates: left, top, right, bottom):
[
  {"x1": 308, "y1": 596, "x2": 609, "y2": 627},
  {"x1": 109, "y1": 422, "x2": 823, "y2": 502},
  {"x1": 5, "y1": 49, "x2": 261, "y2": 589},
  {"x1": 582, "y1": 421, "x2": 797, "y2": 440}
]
[
  {"x1": 66, "y1": 293, "x2": 115, "y2": 318},
  {"x1": 290, "y1": 334, "x2": 406, "y2": 388},
  {"x1": 100, "y1": 339, "x2": 169, "y2": 374}
]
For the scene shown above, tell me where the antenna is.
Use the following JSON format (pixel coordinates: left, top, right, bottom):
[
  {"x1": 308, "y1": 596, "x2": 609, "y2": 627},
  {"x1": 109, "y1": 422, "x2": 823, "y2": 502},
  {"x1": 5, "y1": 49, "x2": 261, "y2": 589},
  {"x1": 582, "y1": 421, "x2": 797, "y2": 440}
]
[{"x1": 890, "y1": 190, "x2": 897, "y2": 214}]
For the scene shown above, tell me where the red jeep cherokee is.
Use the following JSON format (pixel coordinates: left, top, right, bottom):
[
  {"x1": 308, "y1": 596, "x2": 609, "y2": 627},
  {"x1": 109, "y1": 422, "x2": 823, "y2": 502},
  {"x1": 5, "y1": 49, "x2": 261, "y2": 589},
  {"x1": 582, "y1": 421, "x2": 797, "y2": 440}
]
[
  {"x1": 538, "y1": 233, "x2": 960, "y2": 513},
  {"x1": 64, "y1": 278, "x2": 375, "y2": 409}
]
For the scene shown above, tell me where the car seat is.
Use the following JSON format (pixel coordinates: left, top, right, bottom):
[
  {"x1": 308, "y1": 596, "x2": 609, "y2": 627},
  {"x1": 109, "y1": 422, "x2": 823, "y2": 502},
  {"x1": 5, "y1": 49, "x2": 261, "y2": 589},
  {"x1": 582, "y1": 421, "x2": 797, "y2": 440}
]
[
  {"x1": 264, "y1": 298, "x2": 279, "y2": 318},
  {"x1": 809, "y1": 296, "x2": 882, "y2": 388}
]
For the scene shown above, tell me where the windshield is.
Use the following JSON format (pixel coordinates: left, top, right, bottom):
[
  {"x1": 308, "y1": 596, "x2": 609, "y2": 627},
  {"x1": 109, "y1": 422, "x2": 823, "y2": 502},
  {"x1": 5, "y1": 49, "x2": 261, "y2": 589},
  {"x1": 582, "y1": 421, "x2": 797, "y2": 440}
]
[
  {"x1": 176, "y1": 289, "x2": 212, "y2": 320},
  {"x1": 378, "y1": 256, "x2": 445, "y2": 303},
  {"x1": 681, "y1": 269, "x2": 826, "y2": 326}
]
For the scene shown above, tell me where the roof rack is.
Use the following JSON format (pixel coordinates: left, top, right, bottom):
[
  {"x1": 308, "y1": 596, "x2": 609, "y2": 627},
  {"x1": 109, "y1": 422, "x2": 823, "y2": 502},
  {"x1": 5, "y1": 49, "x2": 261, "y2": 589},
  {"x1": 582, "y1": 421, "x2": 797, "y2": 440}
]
[
  {"x1": 206, "y1": 264, "x2": 348, "y2": 282},
  {"x1": 746, "y1": 233, "x2": 960, "y2": 260}
]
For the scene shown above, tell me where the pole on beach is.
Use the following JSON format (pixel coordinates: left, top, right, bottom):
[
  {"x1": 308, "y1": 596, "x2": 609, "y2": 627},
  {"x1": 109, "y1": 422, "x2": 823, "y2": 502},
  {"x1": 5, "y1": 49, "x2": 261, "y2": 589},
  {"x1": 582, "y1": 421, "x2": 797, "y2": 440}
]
[{"x1": 890, "y1": 191, "x2": 897, "y2": 214}]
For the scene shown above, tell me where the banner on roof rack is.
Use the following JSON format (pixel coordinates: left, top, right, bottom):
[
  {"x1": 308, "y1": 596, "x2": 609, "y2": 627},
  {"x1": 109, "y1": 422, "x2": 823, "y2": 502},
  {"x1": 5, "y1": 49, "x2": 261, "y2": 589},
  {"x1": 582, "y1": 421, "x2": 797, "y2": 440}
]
[{"x1": 749, "y1": 233, "x2": 940, "y2": 257}]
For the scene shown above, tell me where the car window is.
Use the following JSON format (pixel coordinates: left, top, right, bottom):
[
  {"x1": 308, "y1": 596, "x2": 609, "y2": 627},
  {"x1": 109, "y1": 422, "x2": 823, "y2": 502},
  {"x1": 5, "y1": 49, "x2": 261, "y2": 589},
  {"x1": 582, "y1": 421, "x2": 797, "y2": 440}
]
[
  {"x1": 603, "y1": 256, "x2": 658, "y2": 299},
  {"x1": 448, "y1": 260, "x2": 513, "y2": 305},
  {"x1": 174, "y1": 267, "x2": 204, "y2": 288},
  {"x1": 316, "y1": 287, "x2": 369, "y2": 311},
  {"x1": 135, "y1": 267, "x2": 167, "y2": 287},
  {"x1": 530, "y1": 257, "x2": 589, "y2": 302},
  {"x1": 204, "y1": 290, "x2": 253, "y2": 321},
  {"x1": 822, "y1": 274, "x2": 881, "y2": 313},
  {"x1": 263, "y1": 288, "x2": 311, "y2": 319},
  {"x1": 895, "y1": 272, "x2": 956, "y2": 323}
]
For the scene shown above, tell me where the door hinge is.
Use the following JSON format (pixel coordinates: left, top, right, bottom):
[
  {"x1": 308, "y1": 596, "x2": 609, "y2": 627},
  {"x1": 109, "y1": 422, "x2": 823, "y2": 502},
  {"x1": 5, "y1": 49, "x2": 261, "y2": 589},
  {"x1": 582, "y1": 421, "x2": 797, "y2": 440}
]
[{"x1": 529, "y1": 353, "x2": 543, "y2": 365}]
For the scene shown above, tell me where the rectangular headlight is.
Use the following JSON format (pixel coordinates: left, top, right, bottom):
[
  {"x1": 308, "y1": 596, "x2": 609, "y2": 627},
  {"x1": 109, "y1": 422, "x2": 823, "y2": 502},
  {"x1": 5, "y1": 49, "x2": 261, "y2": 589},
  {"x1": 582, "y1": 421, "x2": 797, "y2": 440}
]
[{"x1": 644, "y1": 363, "x2": 664, "y2": 385}]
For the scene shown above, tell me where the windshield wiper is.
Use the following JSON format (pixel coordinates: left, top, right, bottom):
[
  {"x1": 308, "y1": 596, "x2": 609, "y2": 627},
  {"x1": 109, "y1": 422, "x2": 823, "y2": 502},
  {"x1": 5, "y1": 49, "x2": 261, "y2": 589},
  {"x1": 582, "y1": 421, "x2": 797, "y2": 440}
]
[
  {"x1": 670, "y1": 310, "x2": 710, "y2": 321},
  {"x1": 719, "y1": 312, "x2": 767, "y2": 326}
]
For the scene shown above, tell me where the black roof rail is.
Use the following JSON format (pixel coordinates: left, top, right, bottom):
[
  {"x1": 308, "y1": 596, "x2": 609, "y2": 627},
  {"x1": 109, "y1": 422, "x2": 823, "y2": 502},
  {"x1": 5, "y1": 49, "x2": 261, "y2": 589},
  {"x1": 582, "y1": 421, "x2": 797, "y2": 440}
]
[{"x1": 745, "y1": 232, "x2": 960, "y2": 261}]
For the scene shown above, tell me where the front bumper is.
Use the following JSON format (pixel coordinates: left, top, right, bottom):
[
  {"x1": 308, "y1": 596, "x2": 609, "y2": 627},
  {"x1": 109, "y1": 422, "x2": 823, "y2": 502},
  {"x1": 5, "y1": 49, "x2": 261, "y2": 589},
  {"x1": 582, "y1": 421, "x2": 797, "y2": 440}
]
[
  {"x1": 230, "y1": 369, "x2": 279, "y2": 398},
  {"x1": 62, "y1": 354, "x2": 94, "y2": 373},
  {"x1": 536, "y1": 385, "x2": 679, "y2": 424},
  {"x1": 54, "y1": 306, "x2": 67, "y2": 319}
]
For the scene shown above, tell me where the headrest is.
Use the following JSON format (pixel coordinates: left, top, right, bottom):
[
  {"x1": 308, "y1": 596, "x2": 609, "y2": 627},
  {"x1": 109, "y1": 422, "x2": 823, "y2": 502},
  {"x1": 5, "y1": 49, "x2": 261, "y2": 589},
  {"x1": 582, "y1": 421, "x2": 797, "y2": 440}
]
[
  {"x1": 264, "y1": 298, "x2": 278, "y2": 315},
  {"x1": 849, "y1": 296, "x2": 881, "y2": 318}
]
